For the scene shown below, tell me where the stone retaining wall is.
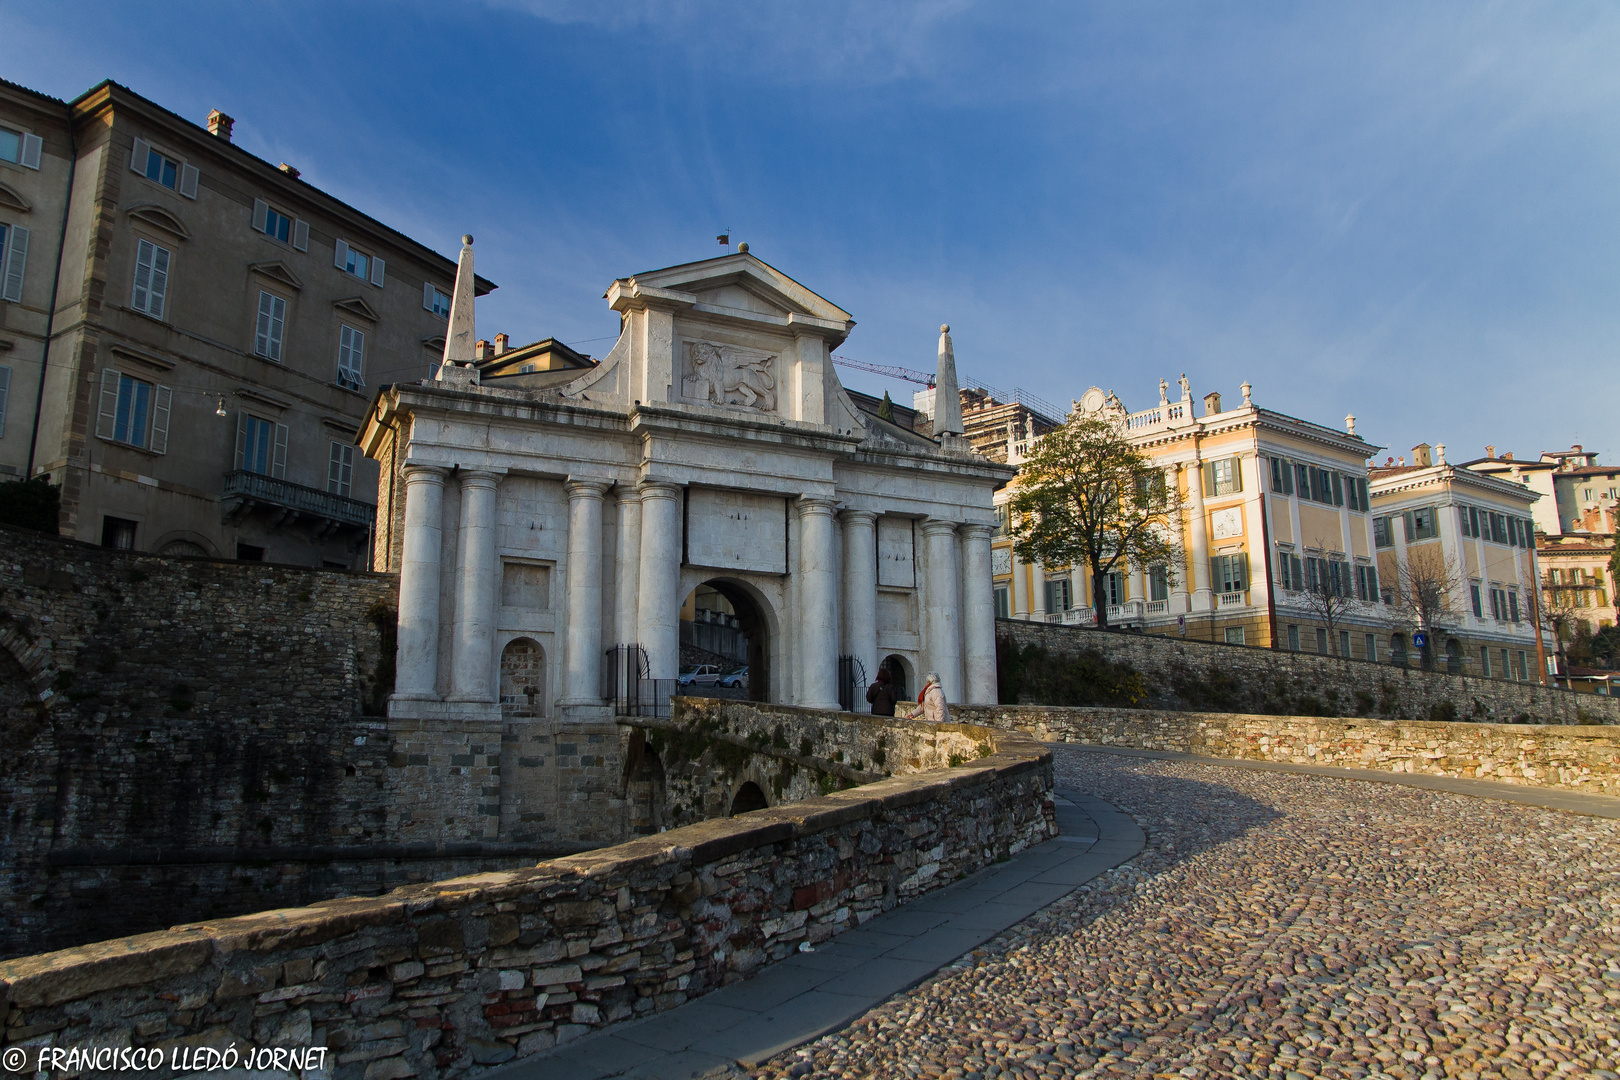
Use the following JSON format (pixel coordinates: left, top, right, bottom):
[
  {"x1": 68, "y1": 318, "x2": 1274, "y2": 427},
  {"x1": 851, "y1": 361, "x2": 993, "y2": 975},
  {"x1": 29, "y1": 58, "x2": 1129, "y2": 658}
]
[
  {"x1": 0, "y1": 708, "x2": 1053, "y2": 1078},
  {"x1": 997, "y1": 619, "x2": 1620, "y2": 725},
  {"x1": 955, "y1": 704, "x2": 1620, "y2": 796}
]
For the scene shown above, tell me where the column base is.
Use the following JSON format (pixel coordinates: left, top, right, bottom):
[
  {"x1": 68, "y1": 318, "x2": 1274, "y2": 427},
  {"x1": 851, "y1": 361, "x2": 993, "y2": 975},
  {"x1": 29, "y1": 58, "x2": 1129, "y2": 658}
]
[
  {"x1": 557, "y1": 702, "x2": 614, "y2": 723},
  {"x1": 391, "y1": 697, "x2": 502, "y2": 723},
  {"x1": 1190, "y1": 590, "x2": 1214, "y2": 613}
]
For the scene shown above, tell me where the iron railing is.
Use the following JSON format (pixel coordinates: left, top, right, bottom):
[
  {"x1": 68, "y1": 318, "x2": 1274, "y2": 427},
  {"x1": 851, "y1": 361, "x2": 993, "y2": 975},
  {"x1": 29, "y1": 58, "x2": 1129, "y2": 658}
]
[
  {"x1": 837, "y1": 656, "x2": 868, "y2": 712},
  {"x1": 220, "y1": 470, "x2": 375, "y2": 530},
  {"x1": 602, "y1": 644, "x2": 674, "y2": 718}
]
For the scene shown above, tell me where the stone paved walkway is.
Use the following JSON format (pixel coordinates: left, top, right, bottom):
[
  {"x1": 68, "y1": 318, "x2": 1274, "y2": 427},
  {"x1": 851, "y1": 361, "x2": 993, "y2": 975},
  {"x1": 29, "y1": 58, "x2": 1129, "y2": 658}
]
[
  {"x1": 495, "y1": 748, "x2": 1620, "y2": 1080},
  {"x1": 752, "y1": 748, "x2": 1620, "y2": 1080},
  {"x1": 489, "y1": 788, "x2": 1145, "y2": 1080}
]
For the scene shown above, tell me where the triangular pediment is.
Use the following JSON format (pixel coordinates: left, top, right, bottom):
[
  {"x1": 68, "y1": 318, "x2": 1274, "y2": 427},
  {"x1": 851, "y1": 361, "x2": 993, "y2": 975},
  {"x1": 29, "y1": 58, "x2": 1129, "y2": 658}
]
[
  {"x1": 0, "y1": 182, "x2": 30, "y2": 213},
  {"x1": 619, "y1": 251, "x2": 853, "y2": 326},
  {"x1": 127, "y1": 203, "x2": 190, "y2": 239},
  {"x1": 334, "y1": 296, "x2": 381, "y2": 322},
  {"x1": 249, "y1": 260, "x2": 304, "y2": 290}
]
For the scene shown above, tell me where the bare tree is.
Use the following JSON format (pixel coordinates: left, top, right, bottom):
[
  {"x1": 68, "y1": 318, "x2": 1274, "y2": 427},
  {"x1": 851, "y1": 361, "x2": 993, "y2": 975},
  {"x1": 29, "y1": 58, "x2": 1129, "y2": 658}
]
[
  {"x1": 1390, "y1": 545, "x2": 1464, "y2": 669},
  {"x1": 1008, "y1": 413, "x2": 1185, "y2": 630},
  {"x1": 1296, "y1": 540, "x2": 1357, "y2": 655},
  {"x1": 1538, "y1": 570, "x2": 1582, "y2": 676}
]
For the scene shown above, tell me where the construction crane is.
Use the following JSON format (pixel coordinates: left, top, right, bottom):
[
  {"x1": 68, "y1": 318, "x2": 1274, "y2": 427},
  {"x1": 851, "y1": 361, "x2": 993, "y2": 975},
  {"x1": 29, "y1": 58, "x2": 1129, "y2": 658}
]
[
  {"x1": 831, "y1": 355, "x2": 935, "y2": 388},
  {"x1": 832, "y1": 354, "x2": 1065, "y2": 426}
]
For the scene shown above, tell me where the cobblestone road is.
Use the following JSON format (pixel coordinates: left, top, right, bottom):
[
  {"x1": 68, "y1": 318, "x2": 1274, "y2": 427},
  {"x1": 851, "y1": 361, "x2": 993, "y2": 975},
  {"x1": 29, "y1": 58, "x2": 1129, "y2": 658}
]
[{"x1": 752, "y1": 748, "x2": 1620, "y2": 1080}]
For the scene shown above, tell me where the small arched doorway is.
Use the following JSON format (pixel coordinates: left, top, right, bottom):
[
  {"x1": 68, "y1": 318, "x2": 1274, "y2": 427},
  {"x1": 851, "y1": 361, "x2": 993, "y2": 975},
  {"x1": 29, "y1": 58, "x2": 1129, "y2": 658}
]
[
  {"x1": 499, "y1": 638, "x2": 546, "y2": 719},
  {"x1": 881, "y1": 654, "x2": 912, "y2": 700},
  {"x1": 680, "y1": 580, "x2": 770, "y2": 702},
  {"x1": 729, "y1": 781, "x2": 769, "y2": 816}
]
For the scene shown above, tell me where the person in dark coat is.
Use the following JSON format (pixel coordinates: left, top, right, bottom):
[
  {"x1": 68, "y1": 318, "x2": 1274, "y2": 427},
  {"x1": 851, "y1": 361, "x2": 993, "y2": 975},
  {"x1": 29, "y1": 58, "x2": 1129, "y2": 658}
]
[{"x1": 865, "y1": 667, "x2": 898, "y2": 716}]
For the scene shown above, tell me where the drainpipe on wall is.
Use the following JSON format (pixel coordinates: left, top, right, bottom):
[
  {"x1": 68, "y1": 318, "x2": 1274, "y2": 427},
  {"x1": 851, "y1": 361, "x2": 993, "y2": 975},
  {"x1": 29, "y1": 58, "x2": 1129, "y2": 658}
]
[{"x1": 25, "y1": 106, "x2": 77, "y2": 480}]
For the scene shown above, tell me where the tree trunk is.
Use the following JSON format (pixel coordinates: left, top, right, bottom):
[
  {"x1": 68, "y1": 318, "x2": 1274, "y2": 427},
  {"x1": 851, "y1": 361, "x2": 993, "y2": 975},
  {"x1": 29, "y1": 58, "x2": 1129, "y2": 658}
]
[{"x1": 1092, "y1": 569, "x2": 1109, "y2": 630}]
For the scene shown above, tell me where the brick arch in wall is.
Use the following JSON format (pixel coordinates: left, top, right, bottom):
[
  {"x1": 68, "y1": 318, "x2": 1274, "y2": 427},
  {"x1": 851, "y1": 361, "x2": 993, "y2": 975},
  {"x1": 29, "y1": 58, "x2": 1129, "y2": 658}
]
[
  {"x1": 499, "y1": 638, "x2": 546, "y2": 719},
  {"x1": 0, "y1": 621, "x2": 59, "y2": 710}
]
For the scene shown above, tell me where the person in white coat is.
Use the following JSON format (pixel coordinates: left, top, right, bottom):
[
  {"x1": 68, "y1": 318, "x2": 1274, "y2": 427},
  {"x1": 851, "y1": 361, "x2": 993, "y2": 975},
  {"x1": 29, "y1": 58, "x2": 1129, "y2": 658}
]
[{"x1": 904, "y1": 671, "x2": 950, "y2": 724}]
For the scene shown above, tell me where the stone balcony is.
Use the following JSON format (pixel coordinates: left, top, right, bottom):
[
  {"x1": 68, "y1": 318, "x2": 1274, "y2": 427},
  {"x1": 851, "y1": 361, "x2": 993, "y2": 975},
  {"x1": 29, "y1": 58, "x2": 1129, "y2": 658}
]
[{"x1": 220, "y1": 470, "x2": 376, "y2": 536}]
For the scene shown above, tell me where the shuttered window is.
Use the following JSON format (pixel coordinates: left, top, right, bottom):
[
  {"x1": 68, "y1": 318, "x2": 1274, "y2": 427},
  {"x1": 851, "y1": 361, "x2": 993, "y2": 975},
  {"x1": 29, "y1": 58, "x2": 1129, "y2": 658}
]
[
  {"x1": 0, "y1": 222, "x2": 27, "y2": 302},
  {"x1": 1211, "y1": 552, "x2": 1248, "y2": 594},
  {"x1": 424, "y1": 282, "x2": 452, "y2": 317},
  {"x1": 252, "y1": 199, "x2": 309, "y2": 251},
  {"x1": 337, "y1": 325, "x2": 365, "y2": 389},
  {"x1": 236, "y1": 412, "x2": 288, "y2": 478},
  {"x1": 1203, "y1": 457, "x2": 1241, "y2": 496},
  {"x1": 94, "y1": 369, "x2": 171, "y2": 453},
  {"x1": 255, "y1": 291, "x2": 287, "y2": 361},
  {"x1": 335, "y1": 240, "x2": 386, "y2": 287},
  {"x1": 131, "y1": 238, "x2": 171, "y2": 318},
  {"x1": 328, "y1": 442, "x2": 355, "y2": 497}
]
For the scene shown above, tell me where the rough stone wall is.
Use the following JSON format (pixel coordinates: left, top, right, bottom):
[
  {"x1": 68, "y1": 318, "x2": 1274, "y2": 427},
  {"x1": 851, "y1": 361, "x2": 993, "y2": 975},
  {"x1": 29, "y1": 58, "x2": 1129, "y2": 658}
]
[
  {"x1": 955, "y1": 704, "x2": 1620, "y2": 796},
  {"x1": 638, "y1": 699, "x2": 999, "y2": 828},
  {"x1": 997, "y1": 618, "x2": 1620, "y2": 725},
  {"x1": 0, "y1": 708, "x2": 1054, "y2": 1079},
  {"x1": 0, "y1": 527, "x2": 574, "y2": 963}
]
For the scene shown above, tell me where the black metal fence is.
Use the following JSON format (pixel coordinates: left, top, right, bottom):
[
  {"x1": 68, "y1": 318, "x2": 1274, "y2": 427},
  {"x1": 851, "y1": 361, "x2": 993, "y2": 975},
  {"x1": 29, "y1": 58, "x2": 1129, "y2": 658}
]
[
  {"x1": 837, "y1": 655, "x2": 867, "y2": 712},
  {"x1": 602, "y1": 644, "x2": 675, "y2": 718}
]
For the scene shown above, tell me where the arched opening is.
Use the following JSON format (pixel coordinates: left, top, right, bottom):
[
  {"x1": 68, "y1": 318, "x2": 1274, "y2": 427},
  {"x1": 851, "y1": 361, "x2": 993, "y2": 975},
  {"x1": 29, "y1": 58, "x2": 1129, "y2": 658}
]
[
  {"x1": 729, "y1": 781, "x2": 769, "y2": 816},
  {"x1": 499, "y1": 638, "x2": 546, "y2": 719},
  {"x1": 623, "y1": 731, "x2": 667, "y2": 835},
  {"x1": 881, "y1": 654, "x2": 912, "y2": 700},
  {"x1": 1445, "y1": 638, "x2": 1463, "y2": 674},
  {"x1": 1391, "y1": 634, "x2": 1408, "y2": 667},
  {"x1": 679, "y1": 580, "x2": 769, "y2": 702}
]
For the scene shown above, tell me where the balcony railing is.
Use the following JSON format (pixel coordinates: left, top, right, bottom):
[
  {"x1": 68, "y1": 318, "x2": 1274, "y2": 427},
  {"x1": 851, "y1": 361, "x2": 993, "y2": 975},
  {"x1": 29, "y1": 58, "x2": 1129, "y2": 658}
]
[
  {"x1": 221, "y1": 470, "x2": 376, "y2": 531},
  {"x1": 1218, "y1": 590, "x2": 1247, "y2": 607}
]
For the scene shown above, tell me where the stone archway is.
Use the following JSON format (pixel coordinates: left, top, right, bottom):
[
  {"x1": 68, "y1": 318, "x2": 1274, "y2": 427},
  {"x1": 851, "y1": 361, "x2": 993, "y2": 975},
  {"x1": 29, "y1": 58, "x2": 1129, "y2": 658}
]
[
  {"x1": 729, "y1": 781, "x2": 769, "y2": 816},
  {"x1": 882, "y1": 654, "x2": 913, "y2": 700},
  {"x1": 499, "y1": 638, "x2": 546, "y2": 719},
  {"x1": 680, "y1": 578, "x2": 775, "y2": 703}
]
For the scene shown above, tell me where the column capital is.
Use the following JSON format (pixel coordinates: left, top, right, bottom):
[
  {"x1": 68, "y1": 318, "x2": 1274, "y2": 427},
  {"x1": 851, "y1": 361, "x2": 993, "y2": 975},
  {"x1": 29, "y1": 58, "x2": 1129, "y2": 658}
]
[
  {"x1": 616, "y1": 485, "x2": 644, "y2": 505},
  {"x1": 918, "y1": 517, "x2": 960, "y2": 537},
  {"x1": 796, "y1": 495, "x2": 839, "y2": 517},
  {"x1": 959, "y1": 522, "x2": 995, "y2": 542},
  {"x1": 401, "y1": 463, "x2": 450, "y2": 483},
  {"x1": 637, "y1": 479, "x2": 683, "y2": 502},
  {"x1": 839, "y1": 507, "x2": 879, "y2": 527},
  {"x1": 457, "y1": 469, "x2": 503, "y2": 490},
  {"x1": 565, "y1": 477, "x2": 612, "y2": 501}
]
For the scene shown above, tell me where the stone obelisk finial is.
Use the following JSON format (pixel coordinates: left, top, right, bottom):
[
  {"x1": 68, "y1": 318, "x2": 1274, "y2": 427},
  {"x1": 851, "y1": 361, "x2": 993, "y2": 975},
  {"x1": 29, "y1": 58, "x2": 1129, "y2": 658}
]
[
  {"x1": 934, "y1": 324, "x2": 965, "y2": 444},
  {"x1": 437, "y1": 234, "x2": 479, "y2": 386}
]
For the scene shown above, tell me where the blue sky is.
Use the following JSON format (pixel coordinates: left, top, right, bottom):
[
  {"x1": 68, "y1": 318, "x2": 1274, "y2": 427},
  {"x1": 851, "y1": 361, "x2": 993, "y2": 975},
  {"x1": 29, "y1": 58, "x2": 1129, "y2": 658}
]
[{"x1": 6, "y1": 1, "x2": 1618, "y2": 464}]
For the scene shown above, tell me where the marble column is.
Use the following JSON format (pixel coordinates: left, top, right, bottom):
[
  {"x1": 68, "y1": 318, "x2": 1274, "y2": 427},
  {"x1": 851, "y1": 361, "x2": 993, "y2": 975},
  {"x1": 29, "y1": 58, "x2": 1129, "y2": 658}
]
[
  {"x1": 1188, "y1": 460, "x2": 1212, "y2": 612},
  {"x1": 636, "y1": 481, "x2": 683, "y2": 681},
  {"x1": 1030, "y1": 559, "x2": 1048, "y2": 622},
  {"x1": 1242, "y1": 454, "x2": 1272, "y2": 618},
  {"x1": 394, "y1": 464, "x2": 448, "y2": 700},
  {"x1": 449, "y1": 470, "x2": 501, "y2": 702},
  {"x1": 1129, "y1": 563, "x2": 1147, "y2": 615},
  {"x1": 840, "y1": 509, "x2": 879, "y2": 703},
  {"x1": 920, "y1": 518, "x2": 964, "y2": 701},
  {"x1": 614, "y1": 487, "x2": 642, "y2": 647},
  {"x1": 1010, "y1": 546, "x2": 1029, "y2": 619},
  {"x1": 798, "y1": 496, "x2": 841, "y2": 709},
  {"x1": 960, "y1": 523, "x2": 998, "y2": 704},
  {"x1": 560, "y1": 478, "x2": 610, "y2": 708}
]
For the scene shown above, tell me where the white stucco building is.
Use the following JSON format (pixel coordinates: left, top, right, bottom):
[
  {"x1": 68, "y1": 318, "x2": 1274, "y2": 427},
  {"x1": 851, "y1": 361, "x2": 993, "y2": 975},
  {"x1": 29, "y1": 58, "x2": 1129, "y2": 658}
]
[{"x1": 361, "y1": 242, "x2": 1013, "y2": 729}]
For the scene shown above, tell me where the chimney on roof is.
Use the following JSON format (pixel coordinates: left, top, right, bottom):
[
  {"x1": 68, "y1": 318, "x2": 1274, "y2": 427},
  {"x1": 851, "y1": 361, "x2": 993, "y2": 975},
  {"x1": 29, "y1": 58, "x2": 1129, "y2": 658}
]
[
  {"x1": 278, "y1": 163, "x2": 300, "y2": 179},
  {"x1": 1573, "y1": 444, "x2": 1583, "y2": 453},
  {"x1": 1203, "y1": 391, "x2": 1221, "y2": 415},
  {"x1": 207, "y1": 110, "x2": 234, "y2": 142},
  {"x1": 1503, "y1": 451, "x2": 1513, "y2": 461},
  {"x1": 494, "y1": 333, "x2": 509, "y2": 356},
  {"x1": 1486, "y1": 445, "x2": 1495, "y2": 459},
  {"x1": 475, "y1": 339, "x2": 490, "y2": 361},
  {"x1": 1411, "y1": 443, "x2": 1432, "y2": 468}
]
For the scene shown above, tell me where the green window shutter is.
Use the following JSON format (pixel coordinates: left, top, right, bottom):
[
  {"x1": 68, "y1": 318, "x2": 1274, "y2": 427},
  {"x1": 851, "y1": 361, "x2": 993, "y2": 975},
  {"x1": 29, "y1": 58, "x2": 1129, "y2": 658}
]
[{"x1": 1202, "y1": 462, "x2": 1216, "y2": 498}]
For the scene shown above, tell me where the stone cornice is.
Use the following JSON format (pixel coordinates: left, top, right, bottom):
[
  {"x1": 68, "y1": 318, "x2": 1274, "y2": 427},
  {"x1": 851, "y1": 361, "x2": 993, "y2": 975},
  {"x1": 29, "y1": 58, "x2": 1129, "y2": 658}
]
[{"x1": 1369, "y1": 464, "x2": 1540, "y2": 506}]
